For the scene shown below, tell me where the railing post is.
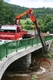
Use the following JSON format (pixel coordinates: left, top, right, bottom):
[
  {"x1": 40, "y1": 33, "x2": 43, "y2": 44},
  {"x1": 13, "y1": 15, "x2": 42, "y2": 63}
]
[
  {"x1": 0, "y1": 45, "x2": 2, "y2": 61},
  {"x1": 16, "y1": 41, "x2": 17, "y2": 52},
  {"x1": 25, "y1": 39, "x2": 27, "y2": 49},
  {"x1": 31, "y1": 38, "x2": 33, "y2": 46},
  {"x1": 37, "y1": 37, "x2": 38, "y2": 45},
  {"x1": 6, "y1": 43, "x2": 8, "y2": 57}
]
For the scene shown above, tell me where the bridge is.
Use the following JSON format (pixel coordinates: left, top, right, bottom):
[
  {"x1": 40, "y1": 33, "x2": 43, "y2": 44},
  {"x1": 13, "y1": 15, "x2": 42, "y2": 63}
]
[{"x1": 0, "y1": 36, "x2": 53, "y2": 80}]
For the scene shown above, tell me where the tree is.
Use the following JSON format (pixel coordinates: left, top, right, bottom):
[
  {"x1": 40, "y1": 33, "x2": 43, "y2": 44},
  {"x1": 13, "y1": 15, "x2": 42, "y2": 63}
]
[
  {"x1": 25, "y1": 20, "x2": 30, "y2": 25},
  {"x1": 0, "y1": 1, "x2": 15, "y2": 26},
  {"x1": 45, "y1": 20, "x2": 53, "y2": 32},
  {"x1": 0, "y1": 0, "x2": 4, "y2": 26},
  {"x1": 44, "y1": 14, "x2": 52, "y2": 26},
  {"x1": 0, "y1": 0, "x2": 3, "y2": 9}
]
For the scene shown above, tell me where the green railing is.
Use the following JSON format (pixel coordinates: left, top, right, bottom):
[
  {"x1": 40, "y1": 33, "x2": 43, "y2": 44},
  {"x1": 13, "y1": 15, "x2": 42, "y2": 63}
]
[{"x1": 0, "y1": 36, "x2": 53, "y2": 61}]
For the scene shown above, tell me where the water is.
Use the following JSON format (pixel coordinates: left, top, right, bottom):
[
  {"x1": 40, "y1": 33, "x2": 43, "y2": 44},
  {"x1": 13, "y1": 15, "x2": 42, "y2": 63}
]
[
  {"x1": 2, "y1": 73, "x2": 31, "y2": 80},
  {"x1": 37, "y1": 59, "x2": 53, "y2": 80}
]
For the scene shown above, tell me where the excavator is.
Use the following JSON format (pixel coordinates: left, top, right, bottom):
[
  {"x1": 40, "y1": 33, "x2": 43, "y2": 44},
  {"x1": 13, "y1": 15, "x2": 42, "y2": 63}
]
[
  {"x1": 0, "y1": 8, "x2": 51, "y2": 66},
  {"x1": 15, "y1": 8, "x2": 51, "y2": 66}
]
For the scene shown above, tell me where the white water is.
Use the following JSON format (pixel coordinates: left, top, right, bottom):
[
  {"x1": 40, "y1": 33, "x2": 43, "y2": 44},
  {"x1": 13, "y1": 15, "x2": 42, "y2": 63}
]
[{"x1": 36, "y1": 66, "x2": 46, "y2": 74}]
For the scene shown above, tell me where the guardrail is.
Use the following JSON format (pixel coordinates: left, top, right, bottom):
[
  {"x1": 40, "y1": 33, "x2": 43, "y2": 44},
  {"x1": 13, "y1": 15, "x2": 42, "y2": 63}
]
[{"x1": 0, "y1": 36, "x2": 53, "y2": 61}]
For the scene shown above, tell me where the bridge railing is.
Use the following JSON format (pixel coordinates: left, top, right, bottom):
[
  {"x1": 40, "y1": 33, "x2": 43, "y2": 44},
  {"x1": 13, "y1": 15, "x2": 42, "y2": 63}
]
[{"x1": 0, "y1": 36, "x2": 53, "y2": 61}]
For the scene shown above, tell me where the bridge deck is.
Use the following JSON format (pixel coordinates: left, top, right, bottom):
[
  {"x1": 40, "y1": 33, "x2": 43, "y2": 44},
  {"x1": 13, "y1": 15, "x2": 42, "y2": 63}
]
[{"x1": 0, "y1": 36, "x2": 53, "y2": 61}]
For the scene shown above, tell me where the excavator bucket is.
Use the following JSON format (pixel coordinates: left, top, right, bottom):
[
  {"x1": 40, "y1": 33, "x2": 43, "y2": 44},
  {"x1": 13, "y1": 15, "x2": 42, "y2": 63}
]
[{"x1": 40, "y1": 58, "x2": 51, "y2": 66}]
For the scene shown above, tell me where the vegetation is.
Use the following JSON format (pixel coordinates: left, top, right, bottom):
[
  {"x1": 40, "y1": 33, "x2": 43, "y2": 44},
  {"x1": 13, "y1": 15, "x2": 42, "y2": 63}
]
[
  {"x1": 48, "y1": 78, "x2": 53, "y2": 80},
  {"x1": 0, "y1": 0, "x2": 53, "y2": 33},
  {"x1": 31, "y1": 75, "x2": 38, "y2": 80},
  {"x1": 47, "y1": 41, "x2": 53, "y2": 58}
]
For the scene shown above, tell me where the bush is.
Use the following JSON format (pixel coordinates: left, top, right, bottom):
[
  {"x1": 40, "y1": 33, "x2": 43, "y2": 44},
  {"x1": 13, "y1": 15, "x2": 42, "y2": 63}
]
[
  {"x1": 25, "y1": 25, "x2": 33, "y2": 30},
  {"x1": 31, "y1": 75, "x2": 38, "y2": 80}
]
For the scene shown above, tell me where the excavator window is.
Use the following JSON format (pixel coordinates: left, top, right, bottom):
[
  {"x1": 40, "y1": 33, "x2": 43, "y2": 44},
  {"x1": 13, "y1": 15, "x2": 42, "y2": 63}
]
[
  {"x1": 0, "y1": 29, "x2": 16, "y2": 33},
  {"x1": 17, "y1": 26, "x2": 22, "y2": 32},
  {"x1": 17, "y1": 27, "x2": 21, "y2": 32}
]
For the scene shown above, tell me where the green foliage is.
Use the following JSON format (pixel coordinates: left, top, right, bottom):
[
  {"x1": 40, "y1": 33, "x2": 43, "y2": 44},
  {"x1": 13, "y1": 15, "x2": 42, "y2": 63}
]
[
  {"x1": 25, "y1": 25, "x2": 33, "y2": 30},
  {"x1": 0, "y1": 1, "x2": 15, "y2": 26},
  {"x1": 25, "y1": 20, "x2": 30, "y2": 25},
  {"x1": 45, "y1": 21, "x2": 53, "y2": 32},
  {"x1": 44, "y1": 14, "x2": 52, "y2": 26},
  {"x1": 20, "y1": 18, "x2": 34, "y2": 30},
  {"x1": 47, "y1": 53, "x2": 53, "y2": 58},
  {"x1": 31, "y1": 75, "x2": 38, "y2": 80},
  {"x1": 0, "y1": 0, "x2": 3, "y2": 9},
  {"x1": 38, "y1": 14, "x2": 53, "y2": 33},
  {"x1": 48, "y1": 78, "x2": 53, "y2": 80}
]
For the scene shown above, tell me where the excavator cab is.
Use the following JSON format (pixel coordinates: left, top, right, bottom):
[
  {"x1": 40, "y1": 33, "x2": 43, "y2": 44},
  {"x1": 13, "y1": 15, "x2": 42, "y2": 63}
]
[{"x1": 17, "y1": 25, "x2": 22, "y2": 32}]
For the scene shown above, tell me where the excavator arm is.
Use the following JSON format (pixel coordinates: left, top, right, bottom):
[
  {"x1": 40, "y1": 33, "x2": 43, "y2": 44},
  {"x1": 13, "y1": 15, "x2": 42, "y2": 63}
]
[
  {"x1": 15, "y1": 8, "x2": 51, "y2": 66},
  {"x1": 15, "y1": 8, "x2": 33, "y2": 25}
]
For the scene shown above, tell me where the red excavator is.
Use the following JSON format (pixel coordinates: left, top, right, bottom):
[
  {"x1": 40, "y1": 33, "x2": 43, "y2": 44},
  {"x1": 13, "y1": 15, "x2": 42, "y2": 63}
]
[
  {"x1": 15, "y1": 8, "x2": 51, "y2": 66},
  {"x1": 0, "y1": 8, "x2": 51, "y2": 65}
]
